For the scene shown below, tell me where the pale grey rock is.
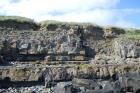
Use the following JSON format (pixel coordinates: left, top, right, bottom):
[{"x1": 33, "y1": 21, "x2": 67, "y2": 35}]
[
  {"x1": 54, "y1": 82, "x2": 72, "y2": 93},
  {"x1": 114, "y1": 38, "x2": 138, "y2": 59}
]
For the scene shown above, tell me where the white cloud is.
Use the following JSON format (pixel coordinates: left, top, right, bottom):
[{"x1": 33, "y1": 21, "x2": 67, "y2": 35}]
[
  {"x1": 0, "y1": 0, "x2": 139, "y2": 28},
  {"x1": 2, "y1": 0, "x2": 119, "y2": 16},
  {"x1": 36, "y1": 9, "x2": 115, "y2": 24},
  {"x1": 114, "y1": 18, "x2": 135, "y2": 28}
]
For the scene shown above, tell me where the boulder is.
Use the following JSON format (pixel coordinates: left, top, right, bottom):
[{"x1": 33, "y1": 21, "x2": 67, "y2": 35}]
[
  {"x1": 72, "y1": 78, "x2": 98, "y2": 89},
  {"x1": 54, "y1": 82, "x2": 72, "y2": 93}
]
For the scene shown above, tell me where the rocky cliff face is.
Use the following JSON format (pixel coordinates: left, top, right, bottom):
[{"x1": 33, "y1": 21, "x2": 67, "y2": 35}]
[
  {"x1": 114, "y1": 37, "x2": 140, "y2": 58},
  {"x1": 0, "y1": 19, "x2": 139, "y2": 78},
  {"x1": 0, "y1": 63, "x2": 140, "y2": 82},
  {"x1": 0, "y1": 30, "x2": 84, "y2": 61},
  {"x1": 0, "y1": 66, "x2": 43, "y2": 81},
  {"x1": 0, "y1": 23, "x2": 132, "y2": 62},
  {"x1": 0, "y1": 18, "x2": 140, "y2": 93}
]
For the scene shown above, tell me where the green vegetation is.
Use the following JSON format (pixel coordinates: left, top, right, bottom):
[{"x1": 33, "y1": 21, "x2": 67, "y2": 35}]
[
  {"x1": 40, "y1": 20, "x2": 80, "y2": 30},
  {"x1": 39, "y1": 20, "x2": 99, "y2": 31},
  {"x1": 124, "y1": 29, "x2": 140, "y2": 40},
  {"x1": 126, "y1": 34, "x2": 140, "y2": 40},
  {"x1": 0, "y1": 16, "x2": 35, "y2": 23},
  {"x1": 0, "y1": 16, "x2": 139, "y2": 36},
  {"x1": 0, "y1": 16, "x2": 39, "y2": 31},
  {"x1": 77, "y1": 64, "x2": 91, "y2": 68},
  {"x1": 40, "y1": 20, "x2": 100, "y2": 27},
  {"x1": 40, "y1": 20, "x2": 82, "y2": 26}
]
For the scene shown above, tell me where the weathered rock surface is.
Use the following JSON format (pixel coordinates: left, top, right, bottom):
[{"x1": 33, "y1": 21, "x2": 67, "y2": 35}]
[
  {"x1": 0, "y1": 23, "x2": 130, "y2": 62},
  {"x1": 0, "y1": 65, "x2": 44, "y2": 81},
  {"x1": 54, "y1": 82, "x2": 72, "y2": 93},
  {"x1": 0, "y1": 18, "x2": 139, "y2": 93},
  {"x1": 114, "y1": 37, "x2": 140, "y2": 58}
]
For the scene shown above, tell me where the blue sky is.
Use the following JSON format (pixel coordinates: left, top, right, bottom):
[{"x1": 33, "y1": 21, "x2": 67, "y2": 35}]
[
  {"x1": 118, "y1": 0, "x2": 140, "y2": 9},
  {"x1": 0, "y1": 0, "x2": 140, "y2": 28}
]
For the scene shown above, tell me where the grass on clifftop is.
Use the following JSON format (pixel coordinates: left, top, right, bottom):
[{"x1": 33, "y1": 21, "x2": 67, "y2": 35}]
[
  {"x1": 39, "y1": 20, "x2": 102, "y2": 31},
  {"x1": 40, "y1": 20, "x2": 99, "y2": 27},
  {"x1": 0, "y1": 16, "x2": 35, "y2": 23},
  {"x1": 0, "y1": 16, "x2": 39, "y2": 30},
  {"x1": 40, "y1": 20, "x2": 86, "y2": 26},
  {"x1": 125, "y1": 29, "x2": 140, "y2": 40}
]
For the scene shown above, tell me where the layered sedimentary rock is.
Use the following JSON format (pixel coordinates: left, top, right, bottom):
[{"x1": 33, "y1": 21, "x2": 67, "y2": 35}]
[
  {"x1": 0, "y1": 24, "x2": 133, "y2": 62},
  {"x1": 0, "y1": 18, "x2": 140, "y2": 93},
  {"x1": 0, "y1": 21, "x2": 139, "y2": 80}
]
